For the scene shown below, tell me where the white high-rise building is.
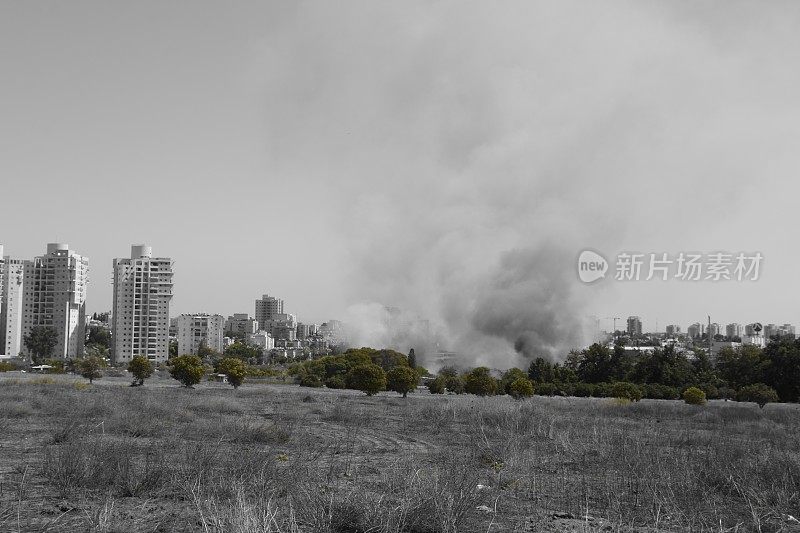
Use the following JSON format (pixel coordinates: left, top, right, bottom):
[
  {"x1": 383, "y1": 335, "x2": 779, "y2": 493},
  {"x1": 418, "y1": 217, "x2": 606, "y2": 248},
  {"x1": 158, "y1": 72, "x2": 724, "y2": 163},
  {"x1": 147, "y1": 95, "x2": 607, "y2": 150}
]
[
  {"x1": 111, "y1": 245, "x2": 174, "y2": 364},
  {"x1": 0, "y1": 253, "x2": 27, "y2": 358},
  {"x1": 20, "y1": 243, "x2": 89, "y2": 359},
  {"x1": 177, "y1": 314, "x2": 225, "y2": 355}
]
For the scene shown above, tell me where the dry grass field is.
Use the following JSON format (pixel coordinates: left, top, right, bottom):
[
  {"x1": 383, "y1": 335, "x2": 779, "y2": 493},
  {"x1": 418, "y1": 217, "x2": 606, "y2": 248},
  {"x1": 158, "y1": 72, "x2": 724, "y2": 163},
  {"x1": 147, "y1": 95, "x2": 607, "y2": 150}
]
[{"x1": 0, "y1": 371, "x2": 798, "y2": 533}]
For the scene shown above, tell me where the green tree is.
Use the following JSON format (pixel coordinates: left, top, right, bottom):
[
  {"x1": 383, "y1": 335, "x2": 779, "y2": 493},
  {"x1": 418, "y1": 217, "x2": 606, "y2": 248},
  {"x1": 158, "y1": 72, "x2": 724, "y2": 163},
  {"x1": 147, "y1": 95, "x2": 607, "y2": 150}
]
[
  {"x1": 736, "y1": 383, "x2": 779, "y2": 409},
  {"x1": 197, "y1": 341, "x2": 220, "y2": 361},
  {"x1": 576, "y1": 344, "x2": 613, "y2": 383},
  {"x1": 508, "y1": 377, "x2": 534, "y2": 399},
  {"x1": 527, "y1": 357, "x2": 555, "y2": 383},
  {"x1": 464, "y1": 367, "x2": 498, "y2": 396},
  {"x1": 445, "y1": 375, "x2": 465, "y2": 394},
  {"x1": 682, "y1": 386, "x2": 706, "y2": 405},
  {"x1": 386, "y1": 365, "x2": 418, "y2": 398},
  {"x1": 23, "y1": 326, "x2": 59, "y2": 363},
  {"x1": 215, "y1": 357, "x2": 248, "y2": 389},
  {"x1": 428, "y1": 375, "x2": 446, "y2": 394},
  {"x1": 169, "y1": 340, "x2": 178, "y2": 358},
  {"x1": 86, "y1": 326, "x2": 111, "y2": 350},
  {"x1": 716, "y1": 345, "x2": 769, "y2": 389},
  {"x1": 501, "y1": 367, "x2": 528, "y2": 394},
  {"x1": 408, "y1": 348, "x2": 417, "y2": 369},
  {"x1": 224, "y1": 342, "x2": 263, "y2": 363},
  {"x1": 169, "y1": 355, "x2": 206, "y2": 388},
  {"x1": 346, "y1": 364, "x2": 387, "y2": 396},
  {"x1": 763, "y1": 338, "x2": 800, "y2": 402},
  {"x1": 77, "y1": 356, "x2": 105, "y2": 384},
  {"x1": 127, "y1": 355, "x2": 153, "y2": 386}
]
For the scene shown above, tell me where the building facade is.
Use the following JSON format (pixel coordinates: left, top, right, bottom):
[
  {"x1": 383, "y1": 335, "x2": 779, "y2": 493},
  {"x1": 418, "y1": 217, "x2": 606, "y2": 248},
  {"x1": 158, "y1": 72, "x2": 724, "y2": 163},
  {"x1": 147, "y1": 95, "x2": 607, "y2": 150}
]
[
  {"x1": 177, "y1": 314, "x2": 225, "y2": 355},
  {"x1": 0, "y1": 256, "x2": 26, "y2": 357},
  {"x1": 626, "y1": 316, "x2": 642, "y2": 337},
  {"x1": 111, "y1": 245, "x2": 174, "y2": 363},
  {"x1": 725, "y1": 323, "x2": 743, "y2": 339},
  {"x1": 255, "y1": 294, "x2": 284, "y2": 328},
  {"x1": 225, "y1": 313, "x2": 259, "y2": 336},
  {"x1": 19, "y1": 244, "x2": 89, "y2": 359}
]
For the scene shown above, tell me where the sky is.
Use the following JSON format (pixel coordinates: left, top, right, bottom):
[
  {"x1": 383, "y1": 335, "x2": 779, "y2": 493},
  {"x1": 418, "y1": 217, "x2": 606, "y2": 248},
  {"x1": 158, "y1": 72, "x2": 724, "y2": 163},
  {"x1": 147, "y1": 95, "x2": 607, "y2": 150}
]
[{"x1": 2, "y1": 1, "x2": 800, "y2": 366}]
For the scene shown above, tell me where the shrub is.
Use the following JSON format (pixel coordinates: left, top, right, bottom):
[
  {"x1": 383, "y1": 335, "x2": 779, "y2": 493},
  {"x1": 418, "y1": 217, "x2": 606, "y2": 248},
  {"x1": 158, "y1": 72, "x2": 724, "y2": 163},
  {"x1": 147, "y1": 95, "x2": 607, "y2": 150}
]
[
  {"x1": 593, "y1": 382, "x2": 613, "y2": 398},
  {"x1": 535, "y1": 382, "x2": 559, "y2": 397},
  {"x1": 718, "y1": 386, "x2": 735, "y2": 401},
  {"x1": 507, "y1": 378, "x2": 534, "y2": 399},
  {"x1": 500, "y1": 368, "x2": 528, "y2": 394},
  {"x1": 682, "y1": 386, "x2": 707, "y2": 405},
  {"x1": 346, "y1": 364, "x2": 387, "y2": 396},
  {"x1": 643, "y1": 383, "x2": 680, "y2": 400},
  {"x1": 324, "y1": 375, "x2": 346, "y2": 389},
  {"x1": 572, "y1": 382, "x2": 595, "y2": 397},
  {"x1": 168, "y1": 355, "x2": 205, "y2": 388},
  {"x1": 428, "y1": 376, "x2": 446, "y2": 394},
  {"x1": 464, "y1": 367, "x2": 498, "y2": 396},
  {"x1": 215, "y1": 357, "x2": 248, "y2": 389},
  {"x1": 736, "y1": 383, "x2": 780, "y2": 409},
  {"x1": 0, "y1": 361, "x2": 15, "y2": 372},
  {"x1": 386, "y1": 366, "x2": 418, "y2": 398},
  {"x1": 445, "y1": 375, "x2": 465, "y2": 394},
  {"x1": 127, "y1": 355, "x2": 154, "y2": 386},
  {"x1": 610, "y1": 382, "x2": 642, "y2": 402},
  {"x1": 299, "y1": 373, "x2": 323, "y2": 388},
  {"x1": 77, "y1": 356, "x2": 105, "y2": 384}
]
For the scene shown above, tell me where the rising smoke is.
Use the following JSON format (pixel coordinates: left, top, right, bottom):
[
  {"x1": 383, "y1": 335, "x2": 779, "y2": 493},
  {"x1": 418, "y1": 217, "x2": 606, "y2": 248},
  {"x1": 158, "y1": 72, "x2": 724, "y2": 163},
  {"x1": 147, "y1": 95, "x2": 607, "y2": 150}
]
[{"x1": 258, "y1": 1, "x2": 800, "y2": 368}]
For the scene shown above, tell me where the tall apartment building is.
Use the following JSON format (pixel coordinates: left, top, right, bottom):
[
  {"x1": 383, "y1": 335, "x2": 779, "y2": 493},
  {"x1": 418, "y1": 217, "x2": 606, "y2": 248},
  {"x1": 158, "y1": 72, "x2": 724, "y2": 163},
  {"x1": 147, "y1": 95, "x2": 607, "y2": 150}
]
[
  {"x1": 0, "y1": 251, "x2": 27, "y2": 357},
  {"x1": 763, "y1": 323, "x2": 779, "y2": 340},
  {"x1": 779, "y1": 324, "x2": 796, "y2": 339},
  {"x1": 707, "y1": 323, "x2": 721, "y2": 339},
  {"x1": 255, "y1": 294, "x2": 284, "y2": 327},
  {"x1": 177, "y1": 314, "x2": 225, "y2": 355},
  {"x1": 665, "y1": 324, "x2": 680, "y2": 337},
  {"x1": 626, "y1": 316, "x2": 642, "y2": 337},
  {"x1": 111, "y1": 245, "x2": 174, "y2": 363},
  {"x1": 18, "y1": 244, "x2": 89, "y2": 359}
]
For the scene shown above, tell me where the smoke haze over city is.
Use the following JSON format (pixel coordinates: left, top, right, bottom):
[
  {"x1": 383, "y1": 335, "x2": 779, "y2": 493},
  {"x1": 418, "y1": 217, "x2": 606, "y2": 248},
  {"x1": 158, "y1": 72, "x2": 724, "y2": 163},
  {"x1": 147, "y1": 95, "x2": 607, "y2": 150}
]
[{"x1": 3, "y1": 1, "x2": 800, "y2": 366}]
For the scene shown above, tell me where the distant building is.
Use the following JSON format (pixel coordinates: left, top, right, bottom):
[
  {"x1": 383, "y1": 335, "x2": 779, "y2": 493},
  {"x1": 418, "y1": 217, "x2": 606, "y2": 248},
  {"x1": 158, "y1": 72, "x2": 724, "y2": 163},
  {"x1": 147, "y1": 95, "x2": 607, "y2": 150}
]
[
  {"x1": 225, "y1": 313, "x2": 259, "y2": 336},
  {"x1": 725, "y1": 323, "x2": 742, "y2": 339},
  {"x1": 247, "y1": 330, "x2": 275, "y2": 351},
  {"x1": 20, "y1": 244, "x2": 89, "y2": 359},
  {"x1": 268, "y1": 313, "x2": 297, "y2": 340},
  {"x1": 0, "y1": 246, "x2": 26, "y2": 358},
  {"x1": 177, "y1": 314, "x2": 225, "y2": 355},
  {"x1": 626, "y1": 316, "x2": 642, "y2": 337},
  {"x1": 707, "y1": 323, "x2": 721, "y2": 338},
  {"x1": 665, "y1": 324, "x2": 681, "y2": 336},
  {"x1": 111, "y1": 245, "x2": 174, "y2": 364},
  {"x1": 779, "y1": 324, "x2": 796, "y2": 339},
  {"x1": 255, "y1": 295, "x2": 284, "y2": 328},
  {"x1": 687, "y1": 323, "x2": 704, "y2": 339}
]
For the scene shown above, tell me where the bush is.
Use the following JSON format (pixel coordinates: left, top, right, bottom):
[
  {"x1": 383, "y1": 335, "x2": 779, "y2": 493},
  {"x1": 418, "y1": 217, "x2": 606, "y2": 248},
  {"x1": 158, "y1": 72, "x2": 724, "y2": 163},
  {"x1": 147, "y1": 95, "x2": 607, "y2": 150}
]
[
  {"x1": 76, "y1": 356, "x2": 105, "y2": 384},
  {"x1": 643, "y1": 383, "x2": 680, "y2": 400},
  {"x1": 299, "y1": 373, "x2": 324, "y2": 388},
  {"x1": 324, "y1": 375, "x2": 346, "y2": 389},
  {"x1": 346, "y1": 364, "x2": 387, "y2": 396},
  {"x1": 610, "y1": 382, "x2": 642, "y2": 402},
  {"x1": 127, "y1": 355, "x2": 154, "y2": 386},
  {"x1": 168, "y1": 355, "x2": 206, "y2": 388},
  {"x1": 428, "y1": 376, "x2": 446, "y2": 394},
  {"x1": 682, "y1": 386, "x2": 707, "y2": 405},
  {"x1": 593, "y1": 382, "x2": 613, "y2": 398},
  {"x1": 718, "y1": 386, "x2": 735, "y2": 401},
  {"x1": 386, "y1": 366, "x2": 418, "y2": 398},
  {"x1": 464, "y1": 367, "x2": 498, "y2": 396},
  {"x1": 500, "y1": 368, "x2": 528, "y2": 394},
  {"x1": 572, "y1": 382, "x2": 595, "y2": 397},
  {"x1": 535, "y1": 382, "x2": 559, "y2": 397},
  {"x1": 445, "y1": 375, "x2": 465, "y2": 394},
  {"x1": 736, "y1": 383, "x2": 780, "y2": 409},
  {"x1": 507, "y1": 378, "x2": 534, "y2": 399},
  {"x1": 215, "y1": 357, "x2": 248, "y2": 389},
  {"x1": 0, "y1": 361, "x2": 16, "y2": 372}
]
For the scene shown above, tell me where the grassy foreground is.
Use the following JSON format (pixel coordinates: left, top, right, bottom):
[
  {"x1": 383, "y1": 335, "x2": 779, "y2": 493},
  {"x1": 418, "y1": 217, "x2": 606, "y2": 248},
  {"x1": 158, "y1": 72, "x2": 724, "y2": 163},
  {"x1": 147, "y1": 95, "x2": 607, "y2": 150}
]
[{"x1": 0, "y1": 372, "x2": 798, "y2": 532}]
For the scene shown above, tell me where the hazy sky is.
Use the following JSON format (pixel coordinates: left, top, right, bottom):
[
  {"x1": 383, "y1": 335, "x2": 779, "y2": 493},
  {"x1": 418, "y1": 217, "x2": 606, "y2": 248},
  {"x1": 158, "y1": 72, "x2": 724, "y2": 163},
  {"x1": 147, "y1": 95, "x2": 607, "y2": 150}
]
[{"x1": 2, "y1": 2, "x2": 800, "y2": 359}]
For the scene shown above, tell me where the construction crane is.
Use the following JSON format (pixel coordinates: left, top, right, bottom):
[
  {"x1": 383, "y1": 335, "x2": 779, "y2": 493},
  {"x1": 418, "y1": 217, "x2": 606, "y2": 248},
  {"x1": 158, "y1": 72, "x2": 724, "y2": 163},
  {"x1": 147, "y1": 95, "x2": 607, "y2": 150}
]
[{"x1": 604, "y1": 316, "x2": 621, "y2": 339}]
